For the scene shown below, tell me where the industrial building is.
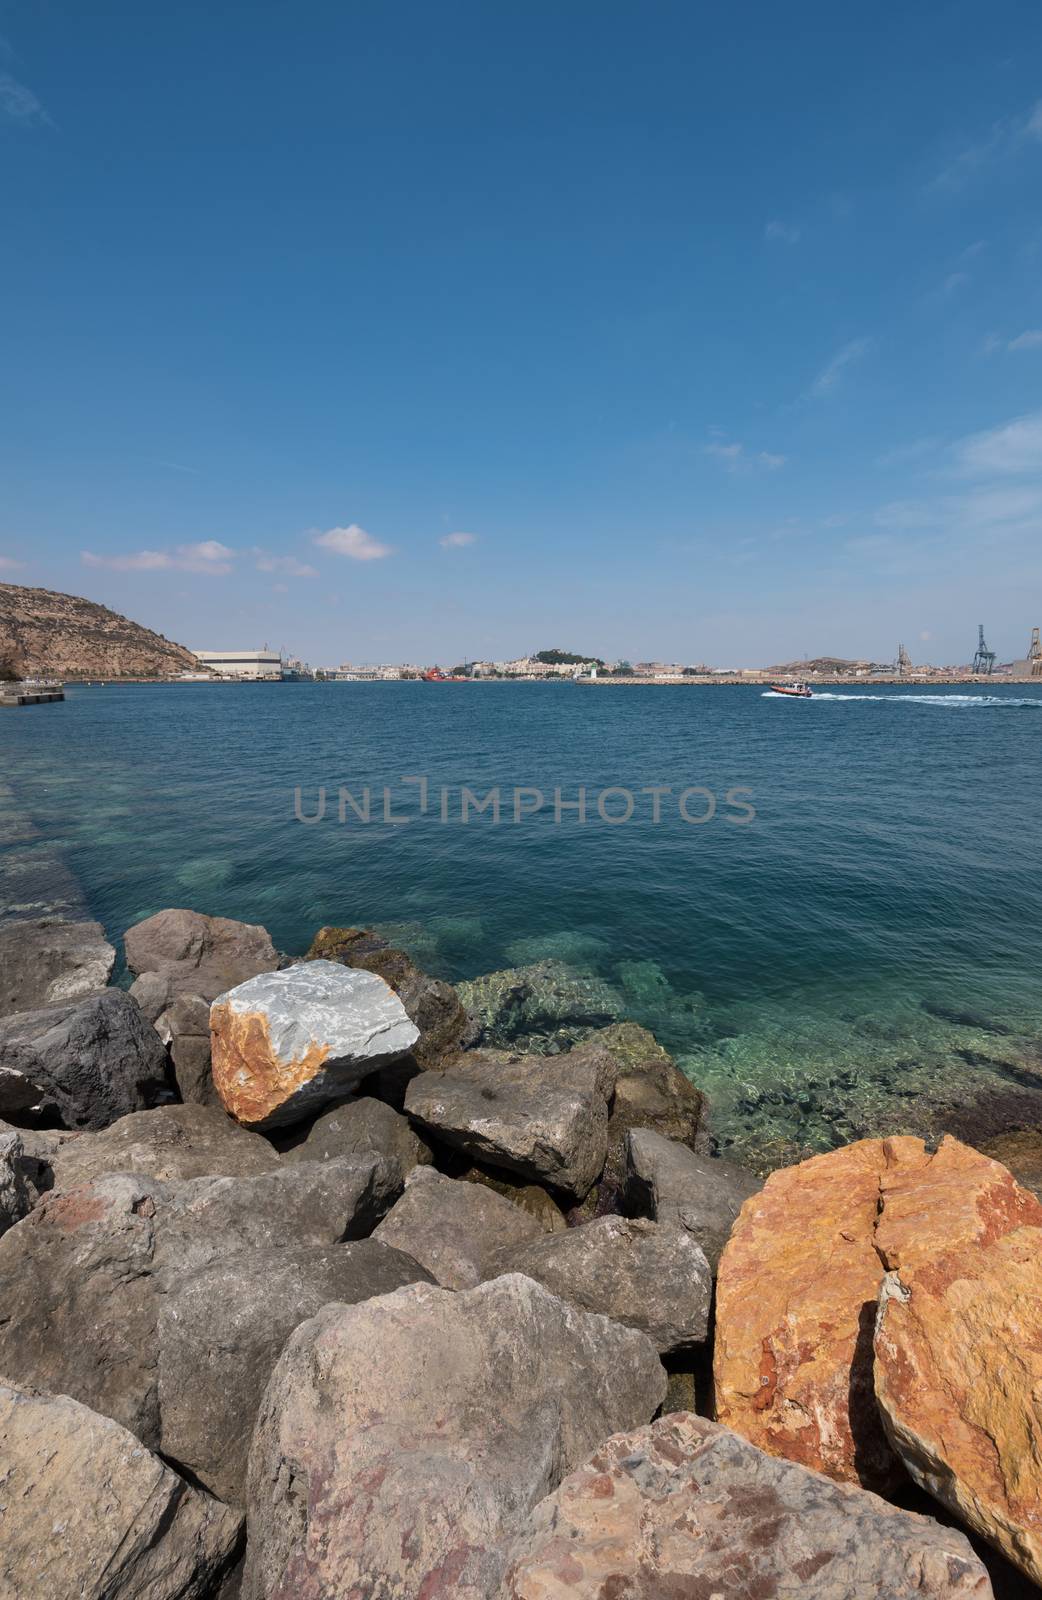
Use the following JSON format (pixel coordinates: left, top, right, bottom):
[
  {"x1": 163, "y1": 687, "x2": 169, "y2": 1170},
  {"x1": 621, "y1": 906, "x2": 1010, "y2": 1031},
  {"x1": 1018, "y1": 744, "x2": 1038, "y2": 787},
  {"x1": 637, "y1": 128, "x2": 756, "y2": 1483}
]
[
  {"x1": 193, "y1": 649, "x2": 283, "y2": 681},
  {"x1": 1011, "y1": 628, "x2": 1042, "y2": 680}
]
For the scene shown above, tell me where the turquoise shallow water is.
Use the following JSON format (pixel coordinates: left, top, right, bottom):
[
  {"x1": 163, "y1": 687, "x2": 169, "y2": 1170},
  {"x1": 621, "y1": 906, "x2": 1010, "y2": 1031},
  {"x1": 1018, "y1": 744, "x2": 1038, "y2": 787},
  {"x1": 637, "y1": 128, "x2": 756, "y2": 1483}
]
[{"x1": 3, "y1": 680, "x2": 1041, "y2": 1167}]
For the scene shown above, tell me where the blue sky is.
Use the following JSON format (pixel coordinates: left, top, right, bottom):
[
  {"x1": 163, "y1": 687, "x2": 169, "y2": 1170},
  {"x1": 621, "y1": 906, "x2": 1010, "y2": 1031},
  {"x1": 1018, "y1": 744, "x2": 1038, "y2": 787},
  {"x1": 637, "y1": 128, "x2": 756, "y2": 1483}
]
[{"x1": 3, "y1": 1, "x2": 1042, "y2": 667}]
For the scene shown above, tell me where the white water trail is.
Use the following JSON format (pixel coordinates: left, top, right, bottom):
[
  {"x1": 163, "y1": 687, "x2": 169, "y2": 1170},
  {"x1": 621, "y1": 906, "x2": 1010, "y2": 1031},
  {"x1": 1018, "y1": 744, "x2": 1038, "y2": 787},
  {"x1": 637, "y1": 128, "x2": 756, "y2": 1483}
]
[{"x1": 762, "y1": 691, "x2": 1042, "y2": 708}]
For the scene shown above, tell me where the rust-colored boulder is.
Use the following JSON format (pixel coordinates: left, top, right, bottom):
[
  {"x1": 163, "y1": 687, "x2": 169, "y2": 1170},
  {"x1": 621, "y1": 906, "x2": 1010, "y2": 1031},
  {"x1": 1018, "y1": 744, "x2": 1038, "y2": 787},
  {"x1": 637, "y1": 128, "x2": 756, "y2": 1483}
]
[
  {"x1": 714, "y1": 1135, "x2": 932, "y2": 1489},
  {"x1": 874, "y1": 1135, "x2": 1042, "y2": 1586}
]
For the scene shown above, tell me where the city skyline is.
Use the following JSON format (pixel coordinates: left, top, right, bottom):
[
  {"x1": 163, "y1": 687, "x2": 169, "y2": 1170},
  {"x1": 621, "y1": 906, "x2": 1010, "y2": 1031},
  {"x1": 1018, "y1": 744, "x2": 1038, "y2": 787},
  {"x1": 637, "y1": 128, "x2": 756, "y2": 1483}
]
[{"x1": 4, "y1": 3, "x2": 1042, "y2": 663}]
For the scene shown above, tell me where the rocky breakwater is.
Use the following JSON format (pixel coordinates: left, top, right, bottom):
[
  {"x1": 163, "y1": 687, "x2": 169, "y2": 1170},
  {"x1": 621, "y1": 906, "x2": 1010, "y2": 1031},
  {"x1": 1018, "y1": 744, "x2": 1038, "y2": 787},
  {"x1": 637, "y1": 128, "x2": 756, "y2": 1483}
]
[{"x1": 0, "y1": 904, "x2": 1027, "y2": 1597}]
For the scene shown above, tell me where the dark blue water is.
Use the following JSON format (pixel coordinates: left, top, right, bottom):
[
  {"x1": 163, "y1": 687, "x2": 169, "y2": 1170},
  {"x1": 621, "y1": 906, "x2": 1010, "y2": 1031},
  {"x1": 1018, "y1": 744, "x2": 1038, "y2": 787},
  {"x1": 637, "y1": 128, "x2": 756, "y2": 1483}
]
[{"x1": 3, "y1": 680, "x2": 1041, "y2": 1166}]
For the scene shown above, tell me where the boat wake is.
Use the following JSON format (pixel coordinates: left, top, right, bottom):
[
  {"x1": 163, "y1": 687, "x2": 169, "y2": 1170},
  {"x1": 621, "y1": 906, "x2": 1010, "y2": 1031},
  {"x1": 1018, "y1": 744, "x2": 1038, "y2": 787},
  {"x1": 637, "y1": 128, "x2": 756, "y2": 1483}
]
[{"x1": 762, "y1": 691, "x2": 1042, "y2": 708}]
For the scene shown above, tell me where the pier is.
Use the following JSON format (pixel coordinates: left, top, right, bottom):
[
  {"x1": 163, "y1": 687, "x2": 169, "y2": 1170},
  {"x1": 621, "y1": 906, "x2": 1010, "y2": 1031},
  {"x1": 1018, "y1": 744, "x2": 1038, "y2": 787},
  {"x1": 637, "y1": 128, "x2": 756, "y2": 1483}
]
[{"x1": 0, "y1": 682, "x2": 65, "y2": 707}]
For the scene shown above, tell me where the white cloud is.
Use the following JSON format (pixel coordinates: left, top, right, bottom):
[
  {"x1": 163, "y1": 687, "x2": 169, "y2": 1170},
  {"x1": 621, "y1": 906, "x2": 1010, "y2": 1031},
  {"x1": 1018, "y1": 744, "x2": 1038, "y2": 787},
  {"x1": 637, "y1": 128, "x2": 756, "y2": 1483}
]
[
  {"x1": 932, "y1": 101, "x2": 1042, "y2": 190},
  {"x1": 313, "y1": 524, "x2": 392, "y2": 561},
  {"x1": 765, "y1": 220, "x2": 800, "y2": 244},
  {"x1": 811, "y1": 337, "x2": 870, "y2": 397},
  {"x1": 0, "y1": 71, "x2": 50, "y2": 126},
  {"x1": 953, "y1": 410, "x2": 1042, "y2": 476},
  {"x1": 81, "y1": 540, "x2": 235, "y2": 575},
  {"x1": 705, "y1": 440, "x2": 786, "y2": 474},
  {"x1": 254, "y1": 552, "x2": 318, "y2": 577},
  {"x1": 439, "y1": 530, "x2": 477, "y2": 548},
  {"x1": 0, "y1": 555, "x2": 26, "y2": 572},
  {"x1": 1008, "y1": 329, "x2": 1042, "y2": 351}
]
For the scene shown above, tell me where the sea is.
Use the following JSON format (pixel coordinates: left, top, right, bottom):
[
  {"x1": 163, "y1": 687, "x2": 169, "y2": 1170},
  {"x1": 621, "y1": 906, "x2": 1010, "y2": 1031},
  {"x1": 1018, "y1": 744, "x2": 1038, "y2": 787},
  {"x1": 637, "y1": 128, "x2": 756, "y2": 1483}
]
[{"x1": 3, "y1": 679, "x2": 1041, "y2": 1170}]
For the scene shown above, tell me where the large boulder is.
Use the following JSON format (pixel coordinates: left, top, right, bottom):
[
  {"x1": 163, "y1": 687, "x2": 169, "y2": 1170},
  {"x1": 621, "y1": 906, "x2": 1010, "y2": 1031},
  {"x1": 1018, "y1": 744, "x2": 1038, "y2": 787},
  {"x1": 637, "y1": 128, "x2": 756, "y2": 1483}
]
[
  {"x1": 500, "y1": 1215, "x2": 711, "y2": 1354},
  {"x1": 503, "y1": 1412, "x2": 991, "y2": 1600},
  {"x1": 0, "y1": 989, "x2": 170, "y2": 1131},
  {"x1": 0, "y1": 1158, "x2": 402, "y2": 1446},
  {"x1": 280, "y1": 1094, "x2": 432, "y2": 1175},
  {"x1": 47, "y1": 1102, "x2": 280, "y2": 1190},
  {"x1": 306, "y1": 925, "x2": 474, "y2": 1068},
  {"x1": 458, "y1": 959, "x2": 623, "y2": 1054},
  {"x1": 714, "y1": 1136, "x2": 933, "y2": 1490},
  {"x1": 458, "y1": 1161, "x2": 569, "y2": 1232},
  {"x1": 0, "y1": 1129, "x2": 33, "y2": 1235},
  {"x1": 404, "y1": 1044, "x2": 616, "y2": 1199},
  {"x1": 0, "y1": 917, "x2": 115, "y2": 1019},
  {"x1": 0, "y1": 1381, "x2": 242, "y2": 1600},
  {"x1": 874, "y1": 1136, "x2": 1042, "y2": 1586},
  {"x1": 124, "y1": 907, "x2": 279, "y2": 996},
  {"x1": 373, "y1": 1166, "x2": 545, "y2": 1287},
  {"x1": 158, "y1": 1240, "x2": 432, "y2": 1506},
  {"x1": 210, "y1": 961, "x2": 419, "y2": 1129},
  {"x1": 626, "y1": 1126, "x2": 761, "y2": 1270},
  {"x1": 571, "y1": 1023, "x2": 710, "y2": 1200},
  {"x1": 242, "y1": 1274, "x2": 666, "y2": 1600}
]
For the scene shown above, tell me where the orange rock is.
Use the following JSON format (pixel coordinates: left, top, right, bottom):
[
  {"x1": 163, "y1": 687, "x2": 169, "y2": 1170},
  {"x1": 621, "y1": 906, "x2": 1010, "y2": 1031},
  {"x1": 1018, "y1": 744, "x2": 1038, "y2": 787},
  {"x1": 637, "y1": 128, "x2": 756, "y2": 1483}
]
[
  {"x1": 714, "y1": 1135, "x2": 932, "y2": 1489},
  {"x1": 874, "y1": 1135, "x2": 1042, "y2": 1586}
]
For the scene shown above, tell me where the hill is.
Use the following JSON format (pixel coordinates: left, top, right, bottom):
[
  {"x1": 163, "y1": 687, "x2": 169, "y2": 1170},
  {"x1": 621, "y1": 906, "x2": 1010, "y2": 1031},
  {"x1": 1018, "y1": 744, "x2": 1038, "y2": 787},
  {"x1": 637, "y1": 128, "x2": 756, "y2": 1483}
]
[{"x1": 0, "y1": 583, "x2": 200, "y2": 680}]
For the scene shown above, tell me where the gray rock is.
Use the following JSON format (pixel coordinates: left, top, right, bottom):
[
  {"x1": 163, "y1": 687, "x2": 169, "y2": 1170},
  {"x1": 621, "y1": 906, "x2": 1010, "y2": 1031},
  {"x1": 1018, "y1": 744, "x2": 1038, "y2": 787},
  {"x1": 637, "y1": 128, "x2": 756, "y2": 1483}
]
[
  {"x1": 0, "y1": 1158, "x2": 401, "y2": 1447},
  {"x1": 501, "y1": 1216, "x2": 711, "y2": 1354},
  {"x1": 242, "y1": 1274, "x2": 666, "y2": 1600},
  {"x1": 158, "y1": 1241, "x2": 432, "y2": 1506},
  {"x1": 48, "y1": 1102, "x2": 280, "y2": 1190},
  {"x1": 155, "y1": 992, "x2": 218, "y2": 1105},
  {"x1": 210, "y1": 961, "x2": 420, "y2": 1130},
  {"x1": 0, "y1": 989, "x2": 171, "y2": 1131},
  {"x1": 0, "y1": 917, "x2": 116, "y2": 1019},
  {"x1": 152, "y1": 1155, "x2": 403, "y2": 1278},
  {"x1": 0, "y1": 1129, "x2": 33, "y2": 1235},
  {"x1": 124, "y1": 907, "x2": 279, "y2": 998},
  {"x1": 503, "y1": 1412, "x2": 991, "y2": 1599},
  {"x1": 0, "y1": 1381, "x2": 242, "y2": 1600},
  {"x1": 281, "y1": 1094, "x2": 432, "y2": 1174},
  {"x1": 625, "y1": 1126, "x2": 761, "y2": 1270},
  {"x1": 404, "y1": 1045, "x2": 616, "y2": 1198},
  {"x1": 374, "y1": 1166, "x2": 544, "y2": 1288}
]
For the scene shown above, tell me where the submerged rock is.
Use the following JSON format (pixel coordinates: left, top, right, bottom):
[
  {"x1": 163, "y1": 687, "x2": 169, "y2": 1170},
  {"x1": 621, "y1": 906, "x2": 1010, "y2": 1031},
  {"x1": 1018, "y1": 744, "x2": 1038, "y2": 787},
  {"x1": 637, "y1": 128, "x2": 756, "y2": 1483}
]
[
  {"x1": 625, "y1": 1126, "x2": 761, "y2": 1270},
  {"x1": 210, "y1": 960, "x2": 419, "y2": 1129},
  {"x1": 501, "y1": 1215, "x2": 712, "y2": 1354},
  {"x1": 503, "y1": 1412, "x2": 991, "y2": 1600},
  {"x1": 242, "y1": 1274, "x2": 666, "y2": 1600},
  {"x1": 374, "y1": 1165, "x2": 545, "y2": 1287},
  {"x1": 0, "y1": 989, "x2": 170, "y2": 1131},
  {"x1": 404, "y1": 1043, "x2": 616, "y2": 1198},
  {"x1": 458, "y1": 959, "x2": 623, "y2": 1053},
  {"x1": 0, "y1": 1381, "x2": 242, "y2": 1600},
  {"x1": 874, "y1": 1136, "x2": 1042, "y2": 1587},
  {"x1": 305, "y1": 925, "x2": 474, "y2": 1067},
  {"x1": 714, "y1": 1135, "x2": 933, "y2": 1490},
  {"x1": 0, "y1": 917, "x2": 115, "y2": 1019}
]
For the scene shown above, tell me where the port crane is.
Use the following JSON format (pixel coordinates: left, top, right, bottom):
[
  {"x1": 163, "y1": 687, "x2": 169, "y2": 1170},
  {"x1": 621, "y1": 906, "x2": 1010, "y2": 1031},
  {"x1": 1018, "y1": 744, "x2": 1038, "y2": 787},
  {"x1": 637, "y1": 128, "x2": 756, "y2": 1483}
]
[{"x1": 972, "y1": 624, "x2": 996, "y2": 676}]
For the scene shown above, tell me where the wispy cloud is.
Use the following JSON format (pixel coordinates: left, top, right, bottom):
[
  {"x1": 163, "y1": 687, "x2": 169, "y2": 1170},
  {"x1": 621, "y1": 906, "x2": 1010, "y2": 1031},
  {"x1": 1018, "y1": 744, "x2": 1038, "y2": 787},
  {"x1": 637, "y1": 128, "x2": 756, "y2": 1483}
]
[
  {"x1": 765, "y1": 220, "x2": 800, "y2": 244},
  {"x1": 939, "y1": 270, "x2": 970, "y2": 296},
  {"x1": 704, "y1": 437, "x2": 786, "y2": 474},
  {"x1": 253, "y1": 551, "x2": 318, "y2": 577},
  {"x1": 313, "y1": 524, "x2": 392, "y2": 561},
  {"x1": 439, "y1": 530, "x2": 477, "y2": 549},
  {"x1": 0, "y1": 555, "x2": 26, "y2": 572},
  {"x1": 952, "y1": 409, "x2": 1042, "y2": 476},
  {"x1": 81, "y1": 540, "x2": 235, "y2": 575},
  {"x1": 875, "y1": 436, "x2": 942, "y2": 469},
  {"x1": 931, "y1": 100, "x2": 1042, "y2": 191},
  {"x1": 0, "y1": 71, "x2": 50, "y2": 127},
  {"x1": 1008, "y1": 329, "x2": 1042, "y2": 352},
  {"x1": 810, "y1": 337, "x2": 870, "y2": 397}
]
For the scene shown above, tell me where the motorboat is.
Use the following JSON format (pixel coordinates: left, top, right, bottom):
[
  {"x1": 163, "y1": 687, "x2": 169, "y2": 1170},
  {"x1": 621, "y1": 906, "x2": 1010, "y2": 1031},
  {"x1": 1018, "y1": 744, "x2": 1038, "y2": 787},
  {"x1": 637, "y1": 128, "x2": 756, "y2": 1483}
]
[{"x1": 769, "y1": 681, "x2": 813, "y2": 698}]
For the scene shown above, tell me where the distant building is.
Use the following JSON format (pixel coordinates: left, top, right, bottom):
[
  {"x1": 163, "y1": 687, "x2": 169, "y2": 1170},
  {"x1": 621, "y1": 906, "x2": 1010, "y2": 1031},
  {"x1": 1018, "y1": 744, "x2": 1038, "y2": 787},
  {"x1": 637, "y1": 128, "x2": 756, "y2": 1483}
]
[{"x1": 193, "y1": 649, "x2": 283, "y2": 681}]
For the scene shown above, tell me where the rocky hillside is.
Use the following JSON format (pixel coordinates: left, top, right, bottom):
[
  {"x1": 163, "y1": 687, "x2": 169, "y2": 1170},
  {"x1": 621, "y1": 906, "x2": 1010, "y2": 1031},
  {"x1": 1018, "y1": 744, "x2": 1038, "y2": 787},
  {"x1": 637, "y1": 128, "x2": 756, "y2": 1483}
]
[{"x1": 0, "y1": 583, "x2": 198, "y2": 679}]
